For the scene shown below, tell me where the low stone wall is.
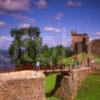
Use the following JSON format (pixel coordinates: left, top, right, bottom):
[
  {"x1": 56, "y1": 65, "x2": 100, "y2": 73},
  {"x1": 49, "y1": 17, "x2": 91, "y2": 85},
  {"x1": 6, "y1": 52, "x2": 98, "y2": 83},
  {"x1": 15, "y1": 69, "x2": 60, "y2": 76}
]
[
  {"x1": 0, "y1": 71, "x2": 45, "y2": 100},
  {"x1": 54, "y1": 67, "x2": 93, "y2": 100}
]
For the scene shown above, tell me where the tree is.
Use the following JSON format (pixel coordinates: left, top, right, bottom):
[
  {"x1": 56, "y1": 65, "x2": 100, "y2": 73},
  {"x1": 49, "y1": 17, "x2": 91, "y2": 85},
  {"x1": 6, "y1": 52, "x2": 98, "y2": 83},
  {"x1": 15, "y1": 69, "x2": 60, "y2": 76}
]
[
  {"x1": 9, "y1": 26, "x2": 42, "y2": 65},
  {"x1": 39, "y1": 45, "x2": 50, "y2": 65},
  {"x1": 9, "y1": 28, "x2": 23, "y2": 64},
  {"x1": 27, "y1": 27, "x2": 42, "y2": 63},
  {"x1": 50, "y1": 45, "x2": 67, "y2": 65}
]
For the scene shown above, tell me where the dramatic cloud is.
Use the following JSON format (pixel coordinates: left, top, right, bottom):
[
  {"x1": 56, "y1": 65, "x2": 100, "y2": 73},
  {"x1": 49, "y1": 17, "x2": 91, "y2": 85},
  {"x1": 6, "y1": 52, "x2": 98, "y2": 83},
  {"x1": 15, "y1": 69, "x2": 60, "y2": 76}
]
[
  {"x1": 0, "y1": 0, "x2": 31, "y2": 13},
  {"x1": 0, "y1": 35, "x2": 13, "y2": 50},
  {"x1": 34, "y1": 0, "x2": 47, "y2": 9},
  {"x1": 65, "y1": 0, "x2": 82, "y2": 7},
  {"x1": 44, "y1": 26, "x2": 62, "y2": 33},
  {"x1": 0, "y1": 21, "x2": 7, "y2": 28},
  {"x1": 54, "y1": 13, "x2": 64, "y2": 20}
]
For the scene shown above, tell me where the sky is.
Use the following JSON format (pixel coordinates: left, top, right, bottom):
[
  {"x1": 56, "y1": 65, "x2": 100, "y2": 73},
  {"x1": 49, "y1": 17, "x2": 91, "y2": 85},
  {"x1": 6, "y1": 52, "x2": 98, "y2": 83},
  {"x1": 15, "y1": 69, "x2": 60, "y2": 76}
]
[{"x1": 0, "y1": 0, "x2": 100, "y2": 50}]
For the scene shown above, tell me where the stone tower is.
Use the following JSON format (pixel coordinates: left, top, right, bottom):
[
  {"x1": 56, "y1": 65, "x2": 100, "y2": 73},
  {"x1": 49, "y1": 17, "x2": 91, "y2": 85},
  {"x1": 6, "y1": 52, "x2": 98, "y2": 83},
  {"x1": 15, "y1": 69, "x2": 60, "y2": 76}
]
[{"x1": 71, "y1": 30, "x2": 89, "y2": 55}]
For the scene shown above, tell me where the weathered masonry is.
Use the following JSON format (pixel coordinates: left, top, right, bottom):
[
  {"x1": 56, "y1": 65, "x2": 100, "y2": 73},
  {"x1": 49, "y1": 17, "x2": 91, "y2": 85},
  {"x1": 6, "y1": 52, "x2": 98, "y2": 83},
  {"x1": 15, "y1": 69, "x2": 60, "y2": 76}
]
[
  {"x1": 71, "y1": 30, "x2": 89, "y2": 55},
  {"x1": 0, "y1": 71, "x2": 45, "y2": 100},
  {"x1": 54, "y1": 67, "x2": 93, "y2": 100}
]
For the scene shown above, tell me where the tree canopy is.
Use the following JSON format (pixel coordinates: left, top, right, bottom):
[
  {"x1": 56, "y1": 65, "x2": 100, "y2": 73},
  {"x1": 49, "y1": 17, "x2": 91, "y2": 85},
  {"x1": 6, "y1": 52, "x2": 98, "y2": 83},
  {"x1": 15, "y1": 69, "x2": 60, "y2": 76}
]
[{"x1": 9, "y1": 26, "x2": 42, "y2": 65}]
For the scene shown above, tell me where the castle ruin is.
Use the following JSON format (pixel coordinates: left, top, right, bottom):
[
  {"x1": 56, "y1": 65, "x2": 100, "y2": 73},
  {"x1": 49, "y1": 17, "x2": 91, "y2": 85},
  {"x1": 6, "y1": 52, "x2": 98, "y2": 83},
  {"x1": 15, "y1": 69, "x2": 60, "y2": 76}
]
[{"x1": 71, "y1": 30, "x2": 89, "y2": 55}]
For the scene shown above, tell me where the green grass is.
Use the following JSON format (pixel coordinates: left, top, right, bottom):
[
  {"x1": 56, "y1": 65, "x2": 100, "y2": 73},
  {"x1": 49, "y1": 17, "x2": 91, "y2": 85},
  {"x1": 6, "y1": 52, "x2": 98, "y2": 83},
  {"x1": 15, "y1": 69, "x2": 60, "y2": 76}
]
[
  {"x1": 46, "y1": 96, "x2": 61, "y2": 100},
  {"x1": 45, "y1": 74, "x2": 61, "y2": 100},
  {"x1": 61, "y1": 57, "x2": 72, "y2": 66},
  {"x1": 45, "y1": 74, "x2": 57, "y2": 94},
  {"x1": 75, "y1": 75, "x2": 100, "y2": 100},
  {"x1": 93, "y1": 56, "x2": 100, "y2": 63}
]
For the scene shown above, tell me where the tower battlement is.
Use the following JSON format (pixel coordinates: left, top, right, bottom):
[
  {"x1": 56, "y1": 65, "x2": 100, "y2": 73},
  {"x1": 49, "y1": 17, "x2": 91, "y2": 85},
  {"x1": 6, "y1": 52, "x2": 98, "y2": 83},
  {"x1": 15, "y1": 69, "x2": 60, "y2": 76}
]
[{"x1": 71, "y1": 30, "x2": 89, "y2": 55}]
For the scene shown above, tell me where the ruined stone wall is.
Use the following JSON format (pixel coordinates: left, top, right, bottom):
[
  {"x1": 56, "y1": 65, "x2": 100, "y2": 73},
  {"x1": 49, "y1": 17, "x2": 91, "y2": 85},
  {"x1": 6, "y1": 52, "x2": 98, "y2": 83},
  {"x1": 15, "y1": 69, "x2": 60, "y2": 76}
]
[
  {"x1": 89, "y1": 39, "x2": 100, "y2": 58},
  {"x1": 54, "y1": 67, "x2": 93, "y2": 100},
  {"x1": 71, "y1": 32, "x2": 89, "y2": 55},
  {"x1": 72, "y1": 35, "x2": 88, "y2": 44},
  {"x1": 0, "y1": 71, "x2": 45, "y2": 100},
  {"x1": 88, "y1": 39, "x2": 100, "y2": 74},
  {"x1": 69, "y1": 67, "x2": 93, "y2": 99}
]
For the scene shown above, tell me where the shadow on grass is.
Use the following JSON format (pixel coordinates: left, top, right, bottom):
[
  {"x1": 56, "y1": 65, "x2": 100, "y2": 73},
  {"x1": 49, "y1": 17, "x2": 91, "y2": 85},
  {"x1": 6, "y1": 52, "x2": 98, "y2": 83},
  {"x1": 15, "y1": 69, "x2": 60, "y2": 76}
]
[{"x1": 46, "y1": 74, "x2": 63, "y2": 97}]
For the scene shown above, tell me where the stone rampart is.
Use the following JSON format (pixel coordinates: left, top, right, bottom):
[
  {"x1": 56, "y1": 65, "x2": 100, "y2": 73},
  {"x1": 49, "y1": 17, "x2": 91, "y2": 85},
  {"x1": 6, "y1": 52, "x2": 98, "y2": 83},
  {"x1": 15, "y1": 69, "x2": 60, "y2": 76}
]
[
  {"x1": 0, "y1": 71, "x2": 45, "y2": 100},
  {"x1": 54, "y1": 67, "x2": 93, "y2": 100}
]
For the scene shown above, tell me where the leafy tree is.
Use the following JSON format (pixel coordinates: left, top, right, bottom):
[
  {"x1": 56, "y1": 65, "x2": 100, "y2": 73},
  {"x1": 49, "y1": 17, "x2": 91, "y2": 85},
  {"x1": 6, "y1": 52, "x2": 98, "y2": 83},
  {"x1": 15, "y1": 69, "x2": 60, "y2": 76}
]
[
  {"x1": 9, "y1": 28, "x2": 23, "y2": 64},
  {"x1": 39, "y1": 45, "x2": 50, "y2": 65},
  {"x1": 9, "y1": 26, "x2": 42, "y2": 65},
  {"x1": 50, "y1": 45, "x2": 67, "y2": 65}
]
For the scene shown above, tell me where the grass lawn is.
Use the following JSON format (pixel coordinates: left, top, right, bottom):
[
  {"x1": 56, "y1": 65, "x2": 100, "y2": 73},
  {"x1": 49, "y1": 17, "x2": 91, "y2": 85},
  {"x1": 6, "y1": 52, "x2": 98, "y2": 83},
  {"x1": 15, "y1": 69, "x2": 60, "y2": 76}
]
[
  {"x1": 45, "y1": 74, "x2": 57, "y2": 94},
  {"x1": 46, "y1": 96, "x2": 61, "y2": 100},
  {"x1": 75, "y1": 75, "x2": 100, "y2": 100},
  {"x1": 62, "y1": 57, "x2": 72, "y2": 66},
  {"x1": 45, "y1": 74, "x2": 61, "y2": 100}
]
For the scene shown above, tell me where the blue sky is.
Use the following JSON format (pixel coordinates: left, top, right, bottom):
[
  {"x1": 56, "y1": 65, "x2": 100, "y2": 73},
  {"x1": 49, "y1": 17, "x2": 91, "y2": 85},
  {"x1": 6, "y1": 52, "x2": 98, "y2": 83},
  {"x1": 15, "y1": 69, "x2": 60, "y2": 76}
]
[{"x1": 0, "y1": 0, "x2": 100, "y2": 50}]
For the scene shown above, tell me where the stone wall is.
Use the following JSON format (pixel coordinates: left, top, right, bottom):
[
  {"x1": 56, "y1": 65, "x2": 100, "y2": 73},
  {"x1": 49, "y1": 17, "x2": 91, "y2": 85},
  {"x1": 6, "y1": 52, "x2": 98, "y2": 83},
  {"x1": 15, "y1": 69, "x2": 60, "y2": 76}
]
[
  {"x1": 0, "y1": 71, "x2": 45, "y2": 100},
  {"x1": 71, "y1": 31, "x2": 89, "y2": 54},
  {"x1": 54, "y1": 67, "x2": 93, "y2": 100},
  {"x1": 89, "y1": 39, "x2": 100, "y2": 58},
  {"x1": 94, "y1": 63, "x2": 100, "y2": 74}
]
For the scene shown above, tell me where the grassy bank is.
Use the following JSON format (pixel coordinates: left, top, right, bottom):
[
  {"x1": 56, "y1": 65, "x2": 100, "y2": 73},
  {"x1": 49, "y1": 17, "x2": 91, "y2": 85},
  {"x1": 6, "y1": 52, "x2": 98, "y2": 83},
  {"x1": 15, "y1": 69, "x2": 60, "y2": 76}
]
[
  {"x1": 45, "y1": 74, "x2": 61, "y2": 100},
  {"x1": 75, "y1": 75, "x2": 100, "y2": 100},
  {"x1": 62, "y1": 53, "x2": 89, "y2": 66}
]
